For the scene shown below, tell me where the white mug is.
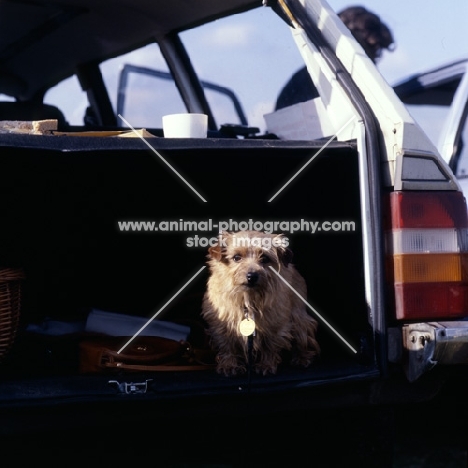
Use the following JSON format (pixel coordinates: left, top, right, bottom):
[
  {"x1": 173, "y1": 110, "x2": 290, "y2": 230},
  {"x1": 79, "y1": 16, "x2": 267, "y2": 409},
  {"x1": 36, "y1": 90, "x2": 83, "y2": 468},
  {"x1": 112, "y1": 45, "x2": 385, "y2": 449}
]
[{"x1": 162, "y1": 113, "x2": 208, "y2": 138}]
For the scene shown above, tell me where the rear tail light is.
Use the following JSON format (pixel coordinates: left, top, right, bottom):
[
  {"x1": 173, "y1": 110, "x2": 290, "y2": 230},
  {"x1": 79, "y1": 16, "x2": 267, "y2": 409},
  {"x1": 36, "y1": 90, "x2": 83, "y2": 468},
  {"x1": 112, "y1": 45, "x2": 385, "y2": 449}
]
[{"x1": 386, "y1": 191, "x2": 468, "y2": 320}]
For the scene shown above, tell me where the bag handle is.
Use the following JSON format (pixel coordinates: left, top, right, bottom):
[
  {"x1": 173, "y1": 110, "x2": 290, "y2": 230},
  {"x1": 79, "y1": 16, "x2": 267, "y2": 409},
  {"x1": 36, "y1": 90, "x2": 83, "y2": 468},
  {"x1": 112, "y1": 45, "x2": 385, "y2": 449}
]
[{"x1": 101, "y1": 339, "x2": 187, "y2": 364}]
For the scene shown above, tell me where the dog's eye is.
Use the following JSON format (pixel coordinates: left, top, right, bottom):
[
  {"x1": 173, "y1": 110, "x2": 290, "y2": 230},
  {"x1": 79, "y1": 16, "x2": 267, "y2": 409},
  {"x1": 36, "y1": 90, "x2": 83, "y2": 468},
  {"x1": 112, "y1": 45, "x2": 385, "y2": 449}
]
[
  {"x1": 232, "y1": 254, "x2": 242, "y2": 262},
  {"x1": 260, "y1": 255, "x2": 271, "y2": 264}
]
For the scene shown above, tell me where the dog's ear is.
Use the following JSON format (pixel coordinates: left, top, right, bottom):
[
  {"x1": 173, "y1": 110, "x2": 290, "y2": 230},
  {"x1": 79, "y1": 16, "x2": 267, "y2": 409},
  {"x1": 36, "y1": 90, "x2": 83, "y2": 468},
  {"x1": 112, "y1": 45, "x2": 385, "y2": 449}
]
[
  {"x1": 273, "y1": 234, "x2": 294, "y2": 267},
  {"x1": 208, "y1": 231, "x2": 230, "y2": 261},
  {"x1": 278, "y1": 246, "x2": 294, "y2": 267},
  {"x1": 208, "y1": 243, "x2": 223, "y2": 261}
]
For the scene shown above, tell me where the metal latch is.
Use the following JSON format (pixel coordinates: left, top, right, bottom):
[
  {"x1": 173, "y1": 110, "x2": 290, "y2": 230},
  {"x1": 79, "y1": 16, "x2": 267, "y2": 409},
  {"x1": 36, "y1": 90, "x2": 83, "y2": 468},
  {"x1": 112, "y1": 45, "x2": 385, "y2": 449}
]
[
  {"x1": 404, "y1": 327, "x2": 437, "y2": 382},
  {"x1": 108, "y1": 379, "x2": 153, "y2": 394},
  {"x1": 397, "y1": 322, "x2": 468, "y2": 382}
]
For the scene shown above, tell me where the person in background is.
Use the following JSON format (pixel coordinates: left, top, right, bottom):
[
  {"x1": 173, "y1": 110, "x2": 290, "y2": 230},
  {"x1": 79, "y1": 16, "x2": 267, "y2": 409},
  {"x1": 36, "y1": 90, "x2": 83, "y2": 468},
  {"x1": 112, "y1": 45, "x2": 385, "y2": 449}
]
[{"x1": 275, "y1": 5, "x2": 395, "y2": 110}]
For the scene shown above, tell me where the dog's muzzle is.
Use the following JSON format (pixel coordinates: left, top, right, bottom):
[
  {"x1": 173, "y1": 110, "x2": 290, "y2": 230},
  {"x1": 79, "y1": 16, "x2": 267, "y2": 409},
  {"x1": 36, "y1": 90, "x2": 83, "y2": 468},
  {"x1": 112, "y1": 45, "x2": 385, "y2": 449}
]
[{"x1": 246, "y1": 271, "x2": 259, "y2": 286}]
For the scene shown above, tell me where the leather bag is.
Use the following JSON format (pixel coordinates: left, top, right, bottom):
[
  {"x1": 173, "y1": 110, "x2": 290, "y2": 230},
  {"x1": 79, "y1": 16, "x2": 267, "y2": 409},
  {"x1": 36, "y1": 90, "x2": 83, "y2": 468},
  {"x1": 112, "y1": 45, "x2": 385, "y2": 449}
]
[{"x1": 79, "y1": 335, "x2": 215, "y2": 373}]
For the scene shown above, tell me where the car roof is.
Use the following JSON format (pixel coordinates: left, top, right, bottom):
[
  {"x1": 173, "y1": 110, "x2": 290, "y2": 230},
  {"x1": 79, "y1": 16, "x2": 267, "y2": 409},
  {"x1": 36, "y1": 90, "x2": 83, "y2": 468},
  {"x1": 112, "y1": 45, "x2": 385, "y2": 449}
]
[
  {"x1": 393, "y1": 58, "x2": 468, "y2": 106},
  {"x1": 0, "y1": 0, "x2": 258, "y2": 101}
]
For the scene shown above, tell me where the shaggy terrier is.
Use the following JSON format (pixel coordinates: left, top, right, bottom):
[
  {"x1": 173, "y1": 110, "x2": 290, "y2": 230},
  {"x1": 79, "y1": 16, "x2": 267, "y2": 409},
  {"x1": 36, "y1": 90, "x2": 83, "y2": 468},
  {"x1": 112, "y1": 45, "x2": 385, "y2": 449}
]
[{"x1": 202, "y1": 230, "x2": 320, "y2": 376}]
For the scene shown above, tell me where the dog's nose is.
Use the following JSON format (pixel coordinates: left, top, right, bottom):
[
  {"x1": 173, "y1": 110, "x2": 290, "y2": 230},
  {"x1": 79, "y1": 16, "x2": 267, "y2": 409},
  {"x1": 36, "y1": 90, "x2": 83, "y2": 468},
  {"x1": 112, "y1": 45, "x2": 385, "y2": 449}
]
[{"x1": 246, "y1": 271, "x2": 259, "y2": 285}]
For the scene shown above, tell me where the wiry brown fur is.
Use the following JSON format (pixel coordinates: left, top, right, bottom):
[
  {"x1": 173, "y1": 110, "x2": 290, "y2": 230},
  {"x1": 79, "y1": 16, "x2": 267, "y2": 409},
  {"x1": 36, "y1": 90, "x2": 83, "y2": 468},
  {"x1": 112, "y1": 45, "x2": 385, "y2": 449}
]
[{"x1": 201, "y1": 230, "x2": 320, "y2": 376}]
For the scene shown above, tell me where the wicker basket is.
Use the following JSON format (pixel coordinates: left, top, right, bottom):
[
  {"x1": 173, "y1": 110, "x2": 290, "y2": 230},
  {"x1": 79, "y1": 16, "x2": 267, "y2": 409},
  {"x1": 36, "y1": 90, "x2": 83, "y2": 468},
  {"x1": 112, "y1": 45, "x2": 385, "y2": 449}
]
[{"x1": 0, "y1": 267, "x2": 24, "y2": 362}]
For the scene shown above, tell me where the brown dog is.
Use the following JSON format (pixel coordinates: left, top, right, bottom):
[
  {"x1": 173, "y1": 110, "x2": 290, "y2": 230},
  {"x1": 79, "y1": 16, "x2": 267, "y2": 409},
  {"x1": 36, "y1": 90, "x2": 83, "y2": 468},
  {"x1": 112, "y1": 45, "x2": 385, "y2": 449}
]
[{"x1": 201, "y1": 230, "x2": 320, "y2": 376}]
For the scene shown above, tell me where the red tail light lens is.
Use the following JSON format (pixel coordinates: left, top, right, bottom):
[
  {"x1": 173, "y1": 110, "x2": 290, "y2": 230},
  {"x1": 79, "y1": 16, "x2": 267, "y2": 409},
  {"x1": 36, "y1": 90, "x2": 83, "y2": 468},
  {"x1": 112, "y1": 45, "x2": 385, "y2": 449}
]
[{"x1": 386, "y1": 191, "x2": 468, "y2": 320}]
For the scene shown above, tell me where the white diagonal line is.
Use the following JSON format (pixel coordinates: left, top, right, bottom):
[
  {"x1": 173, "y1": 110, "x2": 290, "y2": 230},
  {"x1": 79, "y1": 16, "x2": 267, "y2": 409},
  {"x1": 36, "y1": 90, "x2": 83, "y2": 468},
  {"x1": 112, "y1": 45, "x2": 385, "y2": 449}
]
[
  {"x1": 118, "y1": 266, "x2": 206, "y2": 354},
  {"x1": 268, "y1": 116, "x2": 356, "y2": 202},
  {"x1": 268, "y1": 266, "x2": 357, "y2": 354},
  {"x1": 118, "y1": 114, "x2": 207, "y2": 203}
]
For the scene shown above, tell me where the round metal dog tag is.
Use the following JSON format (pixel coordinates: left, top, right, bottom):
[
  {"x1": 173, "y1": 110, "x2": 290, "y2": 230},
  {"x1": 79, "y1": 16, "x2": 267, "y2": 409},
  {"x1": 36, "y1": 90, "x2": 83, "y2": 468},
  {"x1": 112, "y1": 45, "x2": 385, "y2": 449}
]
[{"x1": 240, "y1": 318, "x2": 256, "y2": 336}]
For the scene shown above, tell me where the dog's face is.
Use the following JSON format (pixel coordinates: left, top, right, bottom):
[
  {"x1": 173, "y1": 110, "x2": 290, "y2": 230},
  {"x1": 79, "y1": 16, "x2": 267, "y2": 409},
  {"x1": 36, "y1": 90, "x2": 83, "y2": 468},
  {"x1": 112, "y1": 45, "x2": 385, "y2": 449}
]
[{"x1": 207, "y1": 231, "x2": 293, "y2": 291}]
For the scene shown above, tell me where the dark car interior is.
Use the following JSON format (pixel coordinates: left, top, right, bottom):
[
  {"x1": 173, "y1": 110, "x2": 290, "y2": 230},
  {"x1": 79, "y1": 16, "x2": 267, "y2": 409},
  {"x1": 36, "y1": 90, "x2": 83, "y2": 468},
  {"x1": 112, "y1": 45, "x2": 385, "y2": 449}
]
[{"x1": 0, "y1": 133, "x2": 376, "y2": 397}]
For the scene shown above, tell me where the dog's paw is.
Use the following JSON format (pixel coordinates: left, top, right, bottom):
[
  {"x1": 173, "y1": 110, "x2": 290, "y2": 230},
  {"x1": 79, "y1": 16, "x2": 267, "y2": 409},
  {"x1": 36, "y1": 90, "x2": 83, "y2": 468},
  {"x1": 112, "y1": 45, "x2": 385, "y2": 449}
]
[
  {"x1": 216, "y1": 355, "x2": 246, "y2": 376},
  {"x1": 254, "y1": 362, "x2": 278, "y2": 376},
  {"x1": 255, "y1": 353, "x2": 282, "y2": 375}
]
